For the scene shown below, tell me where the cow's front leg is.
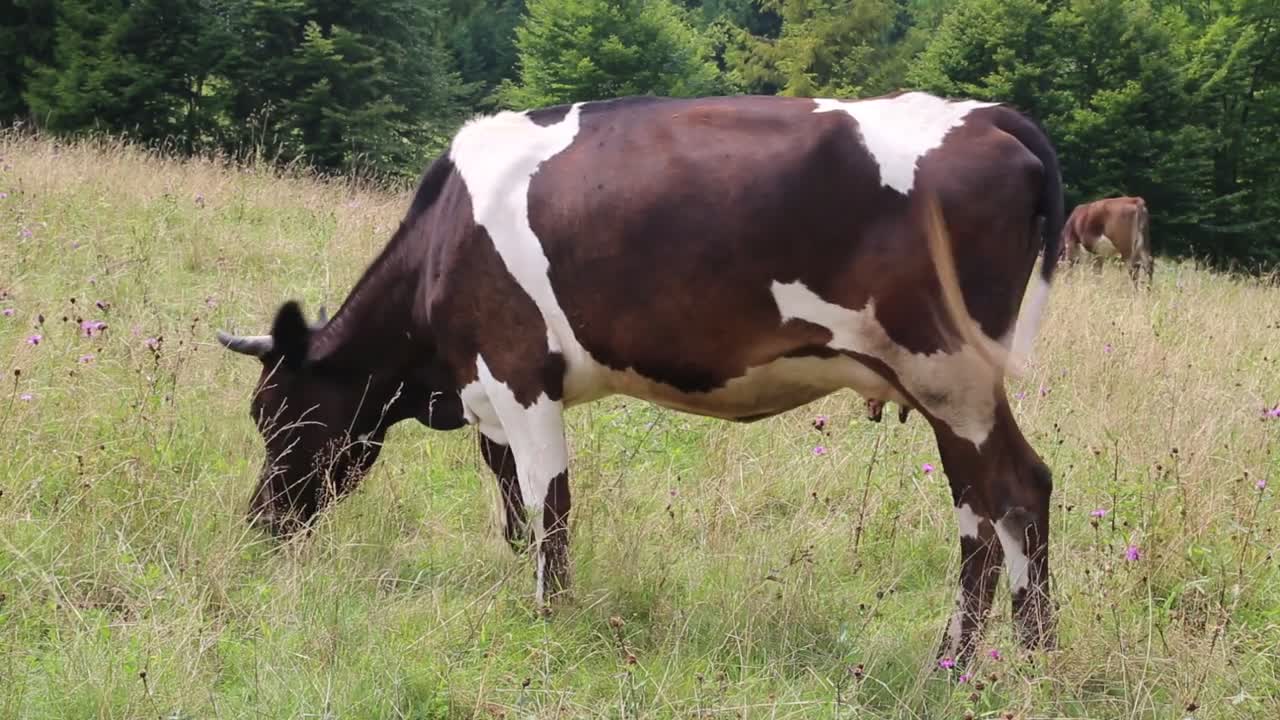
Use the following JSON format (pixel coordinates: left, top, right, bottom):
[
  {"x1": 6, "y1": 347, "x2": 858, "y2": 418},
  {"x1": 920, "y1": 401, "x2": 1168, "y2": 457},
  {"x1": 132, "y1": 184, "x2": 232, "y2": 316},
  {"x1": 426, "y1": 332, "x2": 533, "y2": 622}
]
[
  {"x1": 933, "y1": 398, "x2": 1056, "y2": 654},
  {"x1": 939, "y1": 496, "x2": 1004, "y2": 664},
  {"x1": 479, "y1": 434, "x2": 529, "y2": 553},
  {"x1": 475, "y1": 359, "x2": 573, "y2": 608}
]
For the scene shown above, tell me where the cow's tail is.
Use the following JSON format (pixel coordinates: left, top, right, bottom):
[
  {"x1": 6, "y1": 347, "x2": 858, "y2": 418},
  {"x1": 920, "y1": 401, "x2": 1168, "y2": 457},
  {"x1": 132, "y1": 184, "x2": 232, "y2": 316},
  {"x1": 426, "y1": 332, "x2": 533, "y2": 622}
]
[
  {"x1": 923, "y1": 110, "x2": 1065, "y2": 381},
  {"x1": 1004, "y1": 112, "x2": 1065, "y2": 369}
]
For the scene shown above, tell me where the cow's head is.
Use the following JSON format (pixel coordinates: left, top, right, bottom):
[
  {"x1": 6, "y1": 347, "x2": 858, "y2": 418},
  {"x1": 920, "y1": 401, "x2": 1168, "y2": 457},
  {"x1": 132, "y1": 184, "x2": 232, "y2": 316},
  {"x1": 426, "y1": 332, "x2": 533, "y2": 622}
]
[{"x1": 217, "y1": 301, "x2": 466, "y2": 538}]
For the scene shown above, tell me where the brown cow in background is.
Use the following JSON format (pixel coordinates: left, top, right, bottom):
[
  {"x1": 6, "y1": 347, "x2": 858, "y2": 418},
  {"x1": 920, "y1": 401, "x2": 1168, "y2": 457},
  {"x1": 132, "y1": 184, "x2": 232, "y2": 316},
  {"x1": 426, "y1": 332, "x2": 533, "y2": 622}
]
[{"x1": 1062, "y1": 196, "x2": 1152, "y2": 287}]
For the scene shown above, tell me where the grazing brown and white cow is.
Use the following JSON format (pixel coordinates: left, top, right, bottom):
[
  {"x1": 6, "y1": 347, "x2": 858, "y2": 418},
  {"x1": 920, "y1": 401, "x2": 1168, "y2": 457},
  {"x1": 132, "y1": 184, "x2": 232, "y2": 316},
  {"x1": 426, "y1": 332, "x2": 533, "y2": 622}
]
[
  {"x1": 1062, "y1": 196, "x2": 1153, "y2": 286},
  {"x1": 217, "y1": 92, "x2": 1064, "y2": 661}
]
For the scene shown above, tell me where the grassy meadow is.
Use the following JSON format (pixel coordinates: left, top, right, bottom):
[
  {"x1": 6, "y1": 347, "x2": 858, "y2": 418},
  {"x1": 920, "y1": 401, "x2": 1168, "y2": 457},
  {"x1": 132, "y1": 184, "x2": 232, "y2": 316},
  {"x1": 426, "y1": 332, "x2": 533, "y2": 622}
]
[{"x1": 2, "y1": 132, "x2": 1278, "y2": 719}]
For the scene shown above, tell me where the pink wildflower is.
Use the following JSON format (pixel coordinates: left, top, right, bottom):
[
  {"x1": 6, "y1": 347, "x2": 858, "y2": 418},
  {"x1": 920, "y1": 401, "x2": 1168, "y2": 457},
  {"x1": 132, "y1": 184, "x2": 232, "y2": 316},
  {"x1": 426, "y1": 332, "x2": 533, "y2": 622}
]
[
  {"x1": 958, "y1": 673, "x2": 971, "y2": 683},
  {"x1": 78, "y1": 354, "x2": 94, "y2": 364},
  {"x1": 1104, "y1": 343, "x2": 1113, "y2": 353},
  {"x1": 0, "y1": 192, "x2": 8, "y2": 199},
  {"x1": 813, "y1": 445, "x2": 828, "y2": 456},
  {"x1": 144, "y1": 337, "x2": 160, "y2": 350},
  {"x1": 26, "y1": 334, "x2": 41, "y2": 345},
  {"x1": 1014, "y1": 390, "x2": 1027, "y2": 400},
  {"x1": 1124, "y1": 545, "x2": 1141, "y2": 562},
  {"x1": 1039, "y1": 385, "x2": 1050, "y2": 397},
  {"x1": 938, "y1": 657, "x2": 955, "y2": 670},
  {"x1": 1090, "y1": 508, "x2": 1107, "y2": 518},
  {"x1": 2, "y1": 308, "x2": 13, "y2": 317},
  {"x1": 813, "y1": 414, "x2": 828, "y2": 431},
  {"x1": 1257, "y1": 479, "x2": 1267, "y2": 491},
  {"x1": 922, "y1": 462, "x2": 935, "y2": 475},
  {"x1": 987, "y1": 648, "x2": 1002, "y2": 661},
  {"x1": 80, "y1": 320, "x2": 107, "y2": 337},
  {"x1": 19, "y1": 392, "x2": 33, "y2": 402},
  {"x1": 19, "y1": 227, "x2": 32, "y2": 239}
]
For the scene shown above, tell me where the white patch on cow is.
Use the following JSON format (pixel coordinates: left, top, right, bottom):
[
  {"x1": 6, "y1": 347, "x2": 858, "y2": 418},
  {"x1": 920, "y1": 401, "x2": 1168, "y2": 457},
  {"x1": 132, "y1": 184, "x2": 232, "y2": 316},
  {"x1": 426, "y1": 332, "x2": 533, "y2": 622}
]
[
  {"x1": 771, "y1": 280, "x2": 996, "y2": 448},
  {"x1": 955, "y1": 504, "x2": 983, "y2": 539},
  {"x1": 813, "y1": 92, "x2": 997, "y2": 195},
  {"x1": 994, "y1": 515, "x2": 1030, "y2": 593},
  {"x1": 450, "y1": 104, "x2": 614, "y2": 407},
  {"x1": 459, "y1": 380, "x2": 507, "y2": 445},
  {"x1": 1094, "y1": 234, "x2": 1118, "y2": 258}
]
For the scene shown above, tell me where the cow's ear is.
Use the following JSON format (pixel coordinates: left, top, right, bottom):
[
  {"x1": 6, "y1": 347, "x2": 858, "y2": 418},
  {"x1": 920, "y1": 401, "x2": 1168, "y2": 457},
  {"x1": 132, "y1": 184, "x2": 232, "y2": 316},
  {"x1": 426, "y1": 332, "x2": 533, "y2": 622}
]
[{"x1": 270, "y1": 301, "x2": 311, "y2": 368}]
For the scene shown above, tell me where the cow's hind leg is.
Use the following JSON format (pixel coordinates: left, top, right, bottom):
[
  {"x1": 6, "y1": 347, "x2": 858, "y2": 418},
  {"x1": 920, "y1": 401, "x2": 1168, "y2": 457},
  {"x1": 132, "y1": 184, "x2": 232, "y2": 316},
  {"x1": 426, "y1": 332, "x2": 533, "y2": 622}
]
[
  {"x1": 933, "y1": 398, "x2": 1055, "y2": 653},
  {"x1": 480, "y1": 434, "x2": 529, "y2": 552}
]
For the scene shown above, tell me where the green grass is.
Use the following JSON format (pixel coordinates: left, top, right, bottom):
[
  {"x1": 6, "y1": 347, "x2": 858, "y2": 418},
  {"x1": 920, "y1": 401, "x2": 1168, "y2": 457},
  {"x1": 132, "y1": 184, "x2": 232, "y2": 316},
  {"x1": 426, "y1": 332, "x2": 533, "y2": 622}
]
[{"x1": 2, "y1": 132, "x2": 1278, "y2": 719}]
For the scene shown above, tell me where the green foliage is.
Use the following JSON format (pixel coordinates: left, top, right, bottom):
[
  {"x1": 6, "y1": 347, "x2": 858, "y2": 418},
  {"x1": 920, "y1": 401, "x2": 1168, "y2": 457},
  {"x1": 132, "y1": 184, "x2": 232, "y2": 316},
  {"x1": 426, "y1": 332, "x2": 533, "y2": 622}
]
[
  {"x1": 498, "y1": 0, "x2": 726, "y2": 108},
  {"x1": 217, "y1": 0, "x2": 469, "y2": 177},
  {"x1": 727, "y1": 0, "x2": 900, "y2": 97},
  {"x1": 4, "y1": 0, "x2": 1280, "y2": 266},
  {"x1": 0, "y1": 0, "x2": 56, "y2": 121},
  {"x1": 910, "y1": 0, "x2": 1280, "y2": 266}
]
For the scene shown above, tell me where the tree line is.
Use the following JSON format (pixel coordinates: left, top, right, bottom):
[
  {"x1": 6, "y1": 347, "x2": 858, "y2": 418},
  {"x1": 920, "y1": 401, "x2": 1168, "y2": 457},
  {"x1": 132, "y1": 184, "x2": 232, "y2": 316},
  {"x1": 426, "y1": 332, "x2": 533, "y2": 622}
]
[{"x1": 2, "y1": 0, "x2": 1278, "y2": 268}]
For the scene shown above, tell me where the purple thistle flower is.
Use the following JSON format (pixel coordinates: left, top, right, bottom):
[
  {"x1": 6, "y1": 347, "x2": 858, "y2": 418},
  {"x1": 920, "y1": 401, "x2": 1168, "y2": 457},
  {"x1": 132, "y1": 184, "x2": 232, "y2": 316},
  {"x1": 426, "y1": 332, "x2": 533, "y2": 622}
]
[
  {"x1": 922, "y1": 462, "x2": 935, "y2": 475},
  {"x1": 78, "y1": 354, "x2": 94, "y2": 364},
  {"x1": 1014, "y1": 390, "x2": 1027, "y2": 400},
  {"x1": 205, "y1": 296, "x2": 218, "y2": 308},
  {"x1": 1257, "y1": 479, "x2": 1267, "y2": 491},
  {"x1": 0, "y1": 192, "x2": 8, "y2": 199},
  {"x1": 958, "y1": 673, "x2": 971, "y2": 683},
  {"x1": 813, "y1": 445, "x2": 828, "y2": 456},
  {"x1": 938, "y1": 657, "x2": 955, "y2": 670},
  {"x1": 1104, "y1": 343, "x2": 1114, "y2": 354},
  {"x1": 1266, "y1": 406, "x2": 1280, "y2": 419},
  {"x1": 987, "y1": 648, "x2": 1002, "y2": 661},
  {"x1": 813, "y1": 414, "x2": 828, "y2": 431},
  {"x1": 80, "y1": 320, "x2": 107, "y2": 337},
  {"x1": 2, "y1": 308, "x2": 13, "y2": 317},
  {"x1": 144, "y1": 337, "x2": 160, "y2": 350},
  {"x1": 19, "y1": 392, "x2": 33, "y2": 402},
  {"x1": 19, "y1": 227, "x2": 32, "y2": 239},
  {"x1": 26, "y1": 334, "x2": 41, "y2": 346},
  {"x1": 1039, "y1": 385, "x2": 1051, "y2": 397},
  {"x1": 1090, "y1": 508, "x2": 1108, "y2": 518},
  {"x1": 1125, "y1": 545, "x2": 1142, "y2": 562}
]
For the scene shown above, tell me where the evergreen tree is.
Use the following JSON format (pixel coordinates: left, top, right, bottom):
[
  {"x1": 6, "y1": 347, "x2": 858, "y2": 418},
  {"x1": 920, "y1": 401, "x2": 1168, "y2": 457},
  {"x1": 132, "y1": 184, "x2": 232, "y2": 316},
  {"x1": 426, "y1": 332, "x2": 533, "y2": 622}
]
[
  {"x1": 499, "y1": 0, "x2": 726, "y2": 109},
  {"x1": 0, "y1": 0, "x2": 57, "y2": 122},
  {"x1": 220, "y1": 0, "x2": 468, "y2": 176}
]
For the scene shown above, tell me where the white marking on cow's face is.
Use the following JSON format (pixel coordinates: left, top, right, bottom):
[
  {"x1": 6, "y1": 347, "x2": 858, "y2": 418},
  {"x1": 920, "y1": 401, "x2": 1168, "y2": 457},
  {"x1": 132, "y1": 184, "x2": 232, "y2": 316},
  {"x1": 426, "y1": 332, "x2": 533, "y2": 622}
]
[
  {"x1": 1094, "y1": 234, "x2": 1118, "y2": 258},
  {"x1": 771, "y1": 280, "x2": 997, "y2": 448},
  {"x1": 994, "y1": 515, "x2": 1030, "y2": 593},
  {"x1": 813, "y1": 92, "x2": 997, "y2": 195},
  {"x1": 955, "y1": 504, "x2": 983, "y2": 539}
]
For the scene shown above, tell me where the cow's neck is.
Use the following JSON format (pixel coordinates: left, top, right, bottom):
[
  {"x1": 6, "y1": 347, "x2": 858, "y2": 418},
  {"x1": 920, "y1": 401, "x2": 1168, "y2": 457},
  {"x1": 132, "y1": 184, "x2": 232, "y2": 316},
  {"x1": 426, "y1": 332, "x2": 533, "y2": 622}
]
[{"x1": 310, "y1": 222, "x2": 431, "y2": 388}]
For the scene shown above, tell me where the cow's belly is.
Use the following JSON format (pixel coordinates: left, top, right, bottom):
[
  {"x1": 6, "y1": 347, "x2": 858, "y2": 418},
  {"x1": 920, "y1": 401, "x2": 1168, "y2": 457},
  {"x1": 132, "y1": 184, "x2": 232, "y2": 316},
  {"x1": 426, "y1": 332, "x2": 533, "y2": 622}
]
[{"x1": 564, "y1": 353, "x2": 903, "y2": 422}]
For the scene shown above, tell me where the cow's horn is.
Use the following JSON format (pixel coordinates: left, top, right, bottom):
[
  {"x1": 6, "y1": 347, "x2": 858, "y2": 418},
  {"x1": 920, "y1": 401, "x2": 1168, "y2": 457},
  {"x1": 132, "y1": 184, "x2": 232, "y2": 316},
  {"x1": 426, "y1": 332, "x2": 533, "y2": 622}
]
[{"x1": 217, "y1": 331, "x2": 274, "y2": 357}]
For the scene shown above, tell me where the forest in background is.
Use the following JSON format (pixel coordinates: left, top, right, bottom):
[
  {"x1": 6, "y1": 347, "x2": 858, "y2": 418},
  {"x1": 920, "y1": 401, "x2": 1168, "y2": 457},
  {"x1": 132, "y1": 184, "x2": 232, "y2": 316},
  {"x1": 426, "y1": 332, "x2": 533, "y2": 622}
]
[{"x1": 2, "y1": 0, "x2": 1278, "y2": 268}]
